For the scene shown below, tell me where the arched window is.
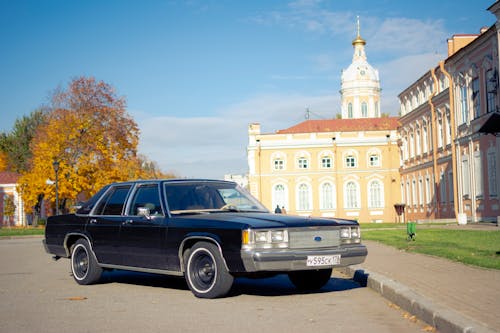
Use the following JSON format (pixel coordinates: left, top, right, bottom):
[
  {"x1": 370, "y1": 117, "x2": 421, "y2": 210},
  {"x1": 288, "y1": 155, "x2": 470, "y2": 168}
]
[
  {"x1": 368, "y1": 152, "x2": 380, "y2": 167},
  {"x1": 297, "y1": 183, "x2": 311, "y2": 211},
  {"x1": 368, "y1": 180, "x2": 383, "y2": 208},
  {"x1": 320, "y1": 182, "x2": 336, "y2": 209},
  {"x1": 348, "y1": 103, "x2": 353, "y2": 118},
  {"x1": 423, "y1": 124, "x2": 428, "y2": 153},
  {"x1": 321, "y1": 156, "x2": 332, "y2": 168},
  {"x1": 345, "y1": 154, "x2": 357, "y2": 168},
  {"x1": 271, "y1": 152, "x2": 286, "y2": 171},
  {"x1": 273, "y1": 159, "x2": 284, "y2": 170},
  {"x1": 298, "y1": 157, "x2": 308, "y2": 169},
  {"x1": 345, "y1": 181, "x2": 359, "y2": 209},
  {"x1": 361, "y1": 102, "x2": 368, "y2": 117},
  {"x1": 273, "y1": 184, "x2": 286, "y2": 209}
]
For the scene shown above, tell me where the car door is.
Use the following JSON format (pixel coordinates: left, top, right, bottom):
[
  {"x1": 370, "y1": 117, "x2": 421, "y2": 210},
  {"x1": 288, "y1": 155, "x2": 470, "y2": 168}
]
[
  {"x1": 119, "y1": 183, "x2": 168, "y2": 269},
  {"x1": 86, "y1": 184, "x2": 132, "y2": 265}
]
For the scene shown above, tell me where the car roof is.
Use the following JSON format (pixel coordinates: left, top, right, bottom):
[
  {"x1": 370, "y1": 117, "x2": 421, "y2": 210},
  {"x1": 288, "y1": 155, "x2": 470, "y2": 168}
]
[{"x1": 107, "y1": 179, "x2": 236, "y2": 186}]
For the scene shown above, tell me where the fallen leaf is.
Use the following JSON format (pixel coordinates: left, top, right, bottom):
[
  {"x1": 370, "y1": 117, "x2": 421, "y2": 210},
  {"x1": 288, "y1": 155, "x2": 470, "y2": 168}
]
[{"x1": 66, "y1": 296, "x2": 87, "y2": 301}]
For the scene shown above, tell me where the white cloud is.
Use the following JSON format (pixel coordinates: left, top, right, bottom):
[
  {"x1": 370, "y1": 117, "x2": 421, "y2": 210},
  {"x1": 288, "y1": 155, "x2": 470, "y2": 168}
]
[
  {"x1": 136, "y1": 2, "x2": 452, "y2": 178},
  {"x1": 251, "y1": 2, "x2": 354, "y2": 35},
  {"x1": 379, "y1": 52, "x2": 445, "y2": 88},
  {"x1": 135, "y1": 93, "x2": 339, "y2": 179},
  {"x1": 378, "y1": 52, "x2": 446, "y2": 115},
  {"x1": 368, "y1": 18, "x2": 448, "y2": 55},
  {"x1": 252, "y1": 2, "x2": 448, "y2": 57}
]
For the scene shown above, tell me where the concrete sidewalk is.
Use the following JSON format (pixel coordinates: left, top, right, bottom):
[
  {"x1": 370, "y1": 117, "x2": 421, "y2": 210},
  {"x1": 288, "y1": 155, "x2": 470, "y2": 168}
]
[{"x1": 341, "y1": 239, "x2": 500, "y2": 333}]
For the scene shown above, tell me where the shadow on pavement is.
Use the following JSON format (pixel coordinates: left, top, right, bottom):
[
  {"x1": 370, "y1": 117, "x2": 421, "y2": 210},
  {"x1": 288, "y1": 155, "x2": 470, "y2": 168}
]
[{"x1": 97, "y1": 269, "x2": 363, "y2": 298}]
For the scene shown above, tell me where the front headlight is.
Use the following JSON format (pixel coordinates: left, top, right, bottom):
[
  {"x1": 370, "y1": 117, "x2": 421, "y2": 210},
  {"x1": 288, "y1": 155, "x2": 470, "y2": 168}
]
[
  {"x1": 255, "y1": 231, "x2": 269, "y2": 243},
  {"x1": 340, "y1": 227, "x2": 351, "y2": 239},
  {"x1": 242, "y1": 229, "x2": 289, "y2": 249},
  {"x1": 340, "y1": 226, "x2": 361, "y2": 244},
  {"x1": 351, "y1": 227, "x2": 360, "y2": 238},
  {"x1": 271, "y1": 230, "x2": 286, "y2": 242}
]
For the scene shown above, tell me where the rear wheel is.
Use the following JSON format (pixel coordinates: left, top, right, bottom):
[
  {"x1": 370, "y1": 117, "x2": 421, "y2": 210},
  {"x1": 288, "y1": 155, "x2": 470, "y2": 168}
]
[
  {"x1": 184, "y1": 242, "x2": 234, "y2": 298},
  {"x1": 288, "y1": 268, "x2": 332, "y2": 290},
  {"x1": 70, "y1": 238, "x2": 102, "y2": 285}
]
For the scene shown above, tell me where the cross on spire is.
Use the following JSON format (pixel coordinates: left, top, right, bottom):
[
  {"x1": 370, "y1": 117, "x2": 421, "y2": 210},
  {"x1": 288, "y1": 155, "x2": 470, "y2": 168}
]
[{"x1": 356, "y1": 15, "x2": 360, "y2": 37}]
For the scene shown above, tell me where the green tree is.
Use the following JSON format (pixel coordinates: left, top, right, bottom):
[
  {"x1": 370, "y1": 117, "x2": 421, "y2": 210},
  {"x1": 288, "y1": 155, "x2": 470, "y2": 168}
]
[{"x1": 0, "y1": 109, "x2": 47, "y2": 173}]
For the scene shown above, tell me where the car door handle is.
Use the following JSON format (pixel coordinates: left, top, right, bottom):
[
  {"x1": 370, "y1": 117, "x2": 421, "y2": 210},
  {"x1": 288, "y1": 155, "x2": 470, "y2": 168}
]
[
  {"x1": 89, "y1": 219, "x2": 97, "y2": 224},
  {"x1": 123, "y1": 219, "x2": 133, "y2": 225}
]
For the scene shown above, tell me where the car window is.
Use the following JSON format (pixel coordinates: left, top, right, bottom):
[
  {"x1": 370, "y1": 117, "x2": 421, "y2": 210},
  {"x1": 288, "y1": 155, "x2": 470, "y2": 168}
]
[
  {"x1": 94, "y1": 185, "x2": 131, "y2": 216},
  {"x1": 76, "y1": 185, "x2": 110, "y2": 215},
  {"x1": 128, "y1": 184, "x2": 163, "y2": 216},
  {"x1": 164, "y1": 182, "x2": 268, "y2": 213}
]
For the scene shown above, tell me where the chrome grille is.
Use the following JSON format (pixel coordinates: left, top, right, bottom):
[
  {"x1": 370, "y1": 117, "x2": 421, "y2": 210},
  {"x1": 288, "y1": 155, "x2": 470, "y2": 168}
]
[{"x1": 289, "y1": 228, "x2": 340, "y2": 249}]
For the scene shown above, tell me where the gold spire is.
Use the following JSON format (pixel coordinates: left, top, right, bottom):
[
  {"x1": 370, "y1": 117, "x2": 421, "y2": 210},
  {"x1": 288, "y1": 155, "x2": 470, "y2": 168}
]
[{"x1": 352, "y1": 15, "x2": 366, "y2": 46}]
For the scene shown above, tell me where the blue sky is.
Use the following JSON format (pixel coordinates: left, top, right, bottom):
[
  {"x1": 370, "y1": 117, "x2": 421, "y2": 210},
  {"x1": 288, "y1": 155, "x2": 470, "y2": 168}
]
[{"x1": 0, "y1": 0, "x2": 496, "y2": 178}]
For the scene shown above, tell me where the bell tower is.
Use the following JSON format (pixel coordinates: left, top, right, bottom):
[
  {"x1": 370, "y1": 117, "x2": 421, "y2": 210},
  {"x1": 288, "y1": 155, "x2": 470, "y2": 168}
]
[{"x1": 340, "y1": 17, "x2": 381, "y2": 119}]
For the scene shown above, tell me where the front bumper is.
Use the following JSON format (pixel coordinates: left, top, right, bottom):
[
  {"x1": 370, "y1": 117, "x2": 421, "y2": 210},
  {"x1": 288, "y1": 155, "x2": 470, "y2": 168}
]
[{"x1": 240, "y1": 244, "x2": 367, "y2": 272}]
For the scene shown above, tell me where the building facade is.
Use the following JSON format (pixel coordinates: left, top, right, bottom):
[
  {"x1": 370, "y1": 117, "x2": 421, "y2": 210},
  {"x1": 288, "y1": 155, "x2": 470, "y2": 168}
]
[
  {"x1": 0, "y1": 171, "x2": 26, "y2": 227},
  {"x1": 398, "y1": 2, "x2": 500, "y2": 223},
  {"x1": 247, "y1": 22, "x2": 401, "y2": 222},
  {"x1": 247, "y1": 119, "x2": 401, "y2": 222}
]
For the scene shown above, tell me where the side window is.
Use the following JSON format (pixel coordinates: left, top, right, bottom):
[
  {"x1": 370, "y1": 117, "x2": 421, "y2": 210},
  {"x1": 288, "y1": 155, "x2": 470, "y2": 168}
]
[
  {"x1": 128, "y1": 184, "x2": 163, "y2": 216},
  {"x1": 94, "y1": 186, "x2": 131, "y2": 216}
]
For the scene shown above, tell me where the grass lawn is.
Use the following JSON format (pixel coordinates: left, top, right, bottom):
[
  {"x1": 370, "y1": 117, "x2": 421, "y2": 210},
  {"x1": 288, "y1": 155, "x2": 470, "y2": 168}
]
[
  {"x1": 0, "y1": 227, "x2": 45, "y2": 237},
  {"x1": 2, "y1": 224, "x2": 499, "y2": 270},
  {"x1": 361, "y1": 225, "x2": 500, "y2": 270}
]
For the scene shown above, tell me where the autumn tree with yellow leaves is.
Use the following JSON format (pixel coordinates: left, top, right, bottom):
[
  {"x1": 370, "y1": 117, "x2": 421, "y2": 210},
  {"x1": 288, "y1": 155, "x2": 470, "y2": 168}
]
[
  {"x1": 19, "y1": 77, "x2": 170, "y2": 214},
  {"x1": 0, "y1": 151, "x2": 7, "y2": 172}
]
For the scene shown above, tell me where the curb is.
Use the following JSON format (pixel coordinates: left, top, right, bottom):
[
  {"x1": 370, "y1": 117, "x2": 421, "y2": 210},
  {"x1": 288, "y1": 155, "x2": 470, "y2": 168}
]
[
  {"x1": 0, "y1": 235, "x2": 44, "y2": 240},
  {"x1": 339, "y1": 266, "x2": 497, "y2": 333}
]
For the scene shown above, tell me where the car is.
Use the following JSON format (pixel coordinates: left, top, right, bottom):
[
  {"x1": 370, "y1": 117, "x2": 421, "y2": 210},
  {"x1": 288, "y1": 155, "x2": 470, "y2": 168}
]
[{"x1": 44, "y1": 179, "x2": 367, "y2": 298}]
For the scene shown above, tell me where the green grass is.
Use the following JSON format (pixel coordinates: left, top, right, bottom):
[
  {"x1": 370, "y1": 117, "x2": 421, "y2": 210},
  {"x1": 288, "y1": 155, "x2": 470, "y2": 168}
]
[
  {"x1": 0, "y1": 227, "x2": 45, "y2": 237},
  {"x1": 362, "y1": 227, "x2": 500, "y2": 270},
  {"x1": 2, "y1": 224, "x2": 499, "y2": 270}
]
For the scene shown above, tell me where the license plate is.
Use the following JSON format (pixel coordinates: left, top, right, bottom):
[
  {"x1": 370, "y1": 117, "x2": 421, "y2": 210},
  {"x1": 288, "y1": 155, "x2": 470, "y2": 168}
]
[{"x1": 306, "y1": 254, "x2": 341, "y2": 267}]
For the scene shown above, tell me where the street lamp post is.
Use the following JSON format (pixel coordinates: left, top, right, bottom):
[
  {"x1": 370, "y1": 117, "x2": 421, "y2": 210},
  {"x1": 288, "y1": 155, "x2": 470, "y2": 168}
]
[{"x1": 53, "y1": 160, "x2": 60, "y2": 215}]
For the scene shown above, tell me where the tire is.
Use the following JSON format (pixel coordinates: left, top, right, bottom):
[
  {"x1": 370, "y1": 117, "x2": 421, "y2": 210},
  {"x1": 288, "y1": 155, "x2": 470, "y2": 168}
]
[
  {"x1": 184, "y1": 242, "x2": 234, "y2": 298},
  {"x1": 288, "y1": 268, "x2": 332, "y2": 291},
  {"x1": 70, "y1": 238, "x2": 102, "y2": 285}
]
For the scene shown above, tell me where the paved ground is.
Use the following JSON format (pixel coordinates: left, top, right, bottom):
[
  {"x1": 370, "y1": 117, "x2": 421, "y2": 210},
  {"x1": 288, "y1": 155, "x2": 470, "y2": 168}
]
[
  {"x1": 0, "y1": 238, "x2": 430, "y2": 333},
  {"x1": 342, "y1": 227, "x2": 500, "y2": 333}
]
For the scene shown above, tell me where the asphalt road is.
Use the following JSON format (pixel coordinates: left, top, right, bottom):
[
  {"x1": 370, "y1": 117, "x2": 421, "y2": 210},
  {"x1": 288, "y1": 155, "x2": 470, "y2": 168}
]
[{"x1": 0, "y1": 238, "x2": 429, "y2": 333}]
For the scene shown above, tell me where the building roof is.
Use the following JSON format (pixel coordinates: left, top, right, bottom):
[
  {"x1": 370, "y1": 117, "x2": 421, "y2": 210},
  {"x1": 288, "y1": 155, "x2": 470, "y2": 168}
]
[
  {"x1": 276, "y1": 117, "x2": 400, "y2": 134},
  {"x1": 0, "y1": 171, "x2": 21, "y2": 184}
]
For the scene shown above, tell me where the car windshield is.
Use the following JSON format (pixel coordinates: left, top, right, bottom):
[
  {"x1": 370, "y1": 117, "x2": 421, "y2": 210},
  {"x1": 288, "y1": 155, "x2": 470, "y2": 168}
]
[{"x1": 164, "y1": 181, "x2": 268, "y2": 214}]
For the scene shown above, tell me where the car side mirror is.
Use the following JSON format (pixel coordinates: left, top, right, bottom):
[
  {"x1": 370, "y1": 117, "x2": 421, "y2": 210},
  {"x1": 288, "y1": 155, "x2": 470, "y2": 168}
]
[{"x1": 137, "y1": 207, "x2": 151, "y2": 219}]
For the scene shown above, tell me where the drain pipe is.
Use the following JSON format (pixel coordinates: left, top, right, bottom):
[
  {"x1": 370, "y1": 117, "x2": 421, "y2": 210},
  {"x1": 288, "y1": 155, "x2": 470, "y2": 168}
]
[
  {"x1": 429, "y1": 68, "x2": 441, "y2": 217},
  {"x1": 439, "y1": 61, "x2": 460, "y2": 221}
]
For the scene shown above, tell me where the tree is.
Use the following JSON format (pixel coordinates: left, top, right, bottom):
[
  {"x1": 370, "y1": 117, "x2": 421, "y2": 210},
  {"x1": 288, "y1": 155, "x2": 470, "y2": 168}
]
[
  {"x1": 18, "y1": 77, "x2": 156, "y2": 213},
  {"x1": 0, "y1": 109, "x2": 47, "y2": 173},
  {"x1": 3, "y1": 195, "x2": 16, "y2": 228},
  {"x1": 0, "y1": 151, "x2": 7, "y2": 172},
  {"x1": 138, "y1": 154, "x2": 176, "y2": 179}
]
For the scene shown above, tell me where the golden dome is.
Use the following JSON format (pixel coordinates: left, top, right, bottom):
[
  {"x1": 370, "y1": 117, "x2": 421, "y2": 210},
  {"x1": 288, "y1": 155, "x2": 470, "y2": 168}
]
[{"x1": 352, "y1": 35, "x2": 366, "y2": 46}]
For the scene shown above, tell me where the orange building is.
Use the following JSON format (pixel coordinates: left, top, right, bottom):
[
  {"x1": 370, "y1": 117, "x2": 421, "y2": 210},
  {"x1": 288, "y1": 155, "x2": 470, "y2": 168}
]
[
  {"x1": 398, "y1": 1, "x2": 500, "y2": 224},
  {"x1": 247, "y1": 20, "x2": 401, "y2": 222}
]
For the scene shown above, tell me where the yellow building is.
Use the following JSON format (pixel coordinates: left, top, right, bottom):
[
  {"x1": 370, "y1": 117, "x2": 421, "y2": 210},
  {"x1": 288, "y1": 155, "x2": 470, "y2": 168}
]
[{"x1": 247, "y1": 20, "x2": 401, "y2": 222}]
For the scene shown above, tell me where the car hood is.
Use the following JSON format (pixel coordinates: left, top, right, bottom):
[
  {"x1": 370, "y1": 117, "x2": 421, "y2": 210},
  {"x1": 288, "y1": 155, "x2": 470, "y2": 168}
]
[{"x1": 174, "y1": 212, "x2": 358, "y2": 229}]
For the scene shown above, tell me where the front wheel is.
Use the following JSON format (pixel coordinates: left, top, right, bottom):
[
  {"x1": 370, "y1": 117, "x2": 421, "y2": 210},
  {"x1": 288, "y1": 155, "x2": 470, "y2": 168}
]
[
  {"x1": 184, "y1": 242, "x2": 234, "y2": 298},
  {"x1": 288, "y1": 268, "x2": 332, "y2": 291},
  {"x1": 70, "y1": 238, "x2": 102, "y2": 285}
]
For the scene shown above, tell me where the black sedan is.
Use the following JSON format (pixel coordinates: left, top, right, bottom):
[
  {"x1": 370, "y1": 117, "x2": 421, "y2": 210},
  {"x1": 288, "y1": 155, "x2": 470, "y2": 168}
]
[{"x1": 44, "y1": 179, "x2": 367, "y2": 298}]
